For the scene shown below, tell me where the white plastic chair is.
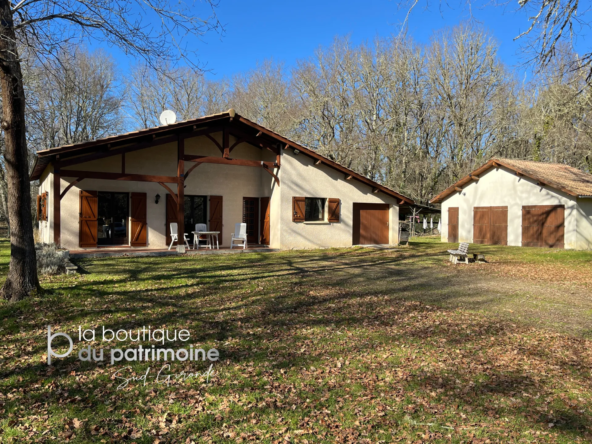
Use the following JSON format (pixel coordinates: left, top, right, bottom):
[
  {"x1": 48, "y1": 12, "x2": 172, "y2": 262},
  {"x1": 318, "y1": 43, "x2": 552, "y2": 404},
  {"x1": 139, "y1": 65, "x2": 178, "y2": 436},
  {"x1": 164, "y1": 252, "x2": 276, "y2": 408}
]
[
  {"x1": 230, "y1": 223, "x2": 247, "y2": 249},
  {"x1": 193, "y1": 223, "x2": 208, "y2": 249},
  {"x1": 169, "y1": 222, "x2": 190, "y2": 250}
]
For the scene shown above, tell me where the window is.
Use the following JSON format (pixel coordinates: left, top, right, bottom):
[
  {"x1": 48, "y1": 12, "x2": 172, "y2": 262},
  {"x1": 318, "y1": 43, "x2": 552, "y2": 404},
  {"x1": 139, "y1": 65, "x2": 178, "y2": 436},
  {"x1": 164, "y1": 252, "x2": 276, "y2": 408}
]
[
  {"x1": 293, "y1": 197, "x2": 341, "y2": 223},
  {"x1": 305, "y1": 198, "x2": 326, "y2": 222},
  {"x1": 184, "y1": 195, "x2": 207, "y2": 230}
]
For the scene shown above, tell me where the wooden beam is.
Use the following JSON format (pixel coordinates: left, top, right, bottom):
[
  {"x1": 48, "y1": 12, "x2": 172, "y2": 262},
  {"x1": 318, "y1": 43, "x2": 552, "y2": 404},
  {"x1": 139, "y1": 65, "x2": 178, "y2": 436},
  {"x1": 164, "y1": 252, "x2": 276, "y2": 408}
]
[
  {"x1": 372, "y1": 187, "x2": 379, "y2": 194},
  {"x1": 53, "y1": 168, "x2": 61, "y2": 245},
  {"x1": 399, "y1": 200, "x2": 405, "y2": 205},
  {"x1": 184, "y1": 162, "x2": 201, "y2": 180},
  {"x1": 262, "y1": 165, "x2": 280, "y2": 186},
  {"x1": 206, "y1": 133, "x2": 223, "y2": 154},
  {"x1": 345, "y1": 175, "x2": 352, "y2": 180},
  {"x1": 223, "y1": 126, "x2": 230, "y2": 158},
  {"x1": 58, "y1": 135, "x2": 178, "y2": 168},
  {"x1": 455, "y1": 186, "x2": 463, "y2": 192},
  {"x1": 60, "y1": 177, "x2": 84, "y2": 200},
  {"x1": 229, "y1": 138, "x2": 244, "y2": 153},
  {"x1": 256, "y1": 131, "x2": 263, "y2": 137},
  {"x1": 315, "y1": 159, "x2": 322, "y2": 165},
  {"x1": 183, "y1": 155, "x2": 276, "y2": 169},
  {"x1": 60, "y1": 170, "x2": 178, "y2": 183},
  {"x1": 469, "y1": 174, "x2": 479, "y2": 181},
  {"x1": 284, "y1": 143, "x2": 290, "y2": 150},
  {"x1": 227, "y1": 127, "x2": 277, "y2": 154},
  {"x1": 177, "y1": 136, "x2": 185, "y2": 252},
  {"x1": 158, "y1": 183, "x2": 177, "y2": 204}
]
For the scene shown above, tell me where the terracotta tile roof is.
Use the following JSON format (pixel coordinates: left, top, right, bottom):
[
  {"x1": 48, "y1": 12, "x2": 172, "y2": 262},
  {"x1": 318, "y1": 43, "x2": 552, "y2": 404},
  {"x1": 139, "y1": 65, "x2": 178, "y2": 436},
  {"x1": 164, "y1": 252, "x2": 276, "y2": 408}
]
[{"x1": 430, "y1": 158, "x2": 592, "y2": 204}]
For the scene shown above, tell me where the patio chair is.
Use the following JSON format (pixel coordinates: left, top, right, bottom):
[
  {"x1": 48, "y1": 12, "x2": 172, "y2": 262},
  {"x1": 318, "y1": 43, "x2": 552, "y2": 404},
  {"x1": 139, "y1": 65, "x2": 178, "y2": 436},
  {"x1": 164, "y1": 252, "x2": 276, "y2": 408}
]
[
  {"x1": 168, "y1": 222, "x2": 190, "y2": 250},
  {"x1": 230, "y1": 223, "x2": 247, "y2": 250},
  {"x1": 193, "y1": 223, "x2": 208, "y2": 249}
]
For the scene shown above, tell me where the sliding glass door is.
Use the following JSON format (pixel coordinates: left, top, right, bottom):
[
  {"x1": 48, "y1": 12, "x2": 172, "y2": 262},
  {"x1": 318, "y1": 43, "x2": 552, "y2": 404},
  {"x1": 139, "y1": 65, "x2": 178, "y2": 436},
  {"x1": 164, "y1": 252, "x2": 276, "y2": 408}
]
[{"x1": 97, "y1": 192, "x2": 129, "y2": 245}]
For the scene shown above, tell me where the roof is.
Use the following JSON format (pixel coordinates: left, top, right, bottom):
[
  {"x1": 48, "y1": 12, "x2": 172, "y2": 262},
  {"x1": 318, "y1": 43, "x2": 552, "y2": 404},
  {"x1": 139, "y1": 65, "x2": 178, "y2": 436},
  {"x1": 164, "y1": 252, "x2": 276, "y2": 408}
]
[
  {"x1": 430, "y1": 158, "x2": 592, "y2": 204},
  {"x1": 31, "y1": 109, "x2": 414, "y2": 204}
]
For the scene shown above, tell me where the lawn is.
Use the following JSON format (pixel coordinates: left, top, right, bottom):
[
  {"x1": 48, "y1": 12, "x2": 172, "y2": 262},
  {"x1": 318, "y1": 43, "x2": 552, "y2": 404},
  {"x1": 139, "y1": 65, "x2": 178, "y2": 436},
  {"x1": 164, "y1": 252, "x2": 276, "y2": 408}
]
[{"x1": 0, "y1": 238, "x2": 591, "y2": 443}]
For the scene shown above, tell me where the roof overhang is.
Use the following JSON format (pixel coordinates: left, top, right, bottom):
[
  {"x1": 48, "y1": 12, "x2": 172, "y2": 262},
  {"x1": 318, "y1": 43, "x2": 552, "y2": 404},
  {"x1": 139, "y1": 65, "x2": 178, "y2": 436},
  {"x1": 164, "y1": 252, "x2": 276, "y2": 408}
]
[{"x1": 30, "y1": 109, "x2": 414, "y2": 205}]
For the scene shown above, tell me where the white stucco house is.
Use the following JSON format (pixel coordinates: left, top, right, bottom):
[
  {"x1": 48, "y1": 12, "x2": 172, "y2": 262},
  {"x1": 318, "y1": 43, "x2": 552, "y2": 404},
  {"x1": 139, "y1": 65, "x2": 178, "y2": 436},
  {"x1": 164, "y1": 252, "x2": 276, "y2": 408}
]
[
  {"x1": 31, "y1": 109, "x2": 413, "y2": 252},
  {"x1": 430, "y1": 158, "x2": 592, "y2": 250}
]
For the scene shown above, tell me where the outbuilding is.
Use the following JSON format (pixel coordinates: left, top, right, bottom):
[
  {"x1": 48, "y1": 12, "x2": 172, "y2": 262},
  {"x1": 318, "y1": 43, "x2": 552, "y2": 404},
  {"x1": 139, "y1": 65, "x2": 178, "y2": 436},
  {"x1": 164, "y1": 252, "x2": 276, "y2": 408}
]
[{"x1": 430, "y1": 158, "x2": 592, "y2": 250}]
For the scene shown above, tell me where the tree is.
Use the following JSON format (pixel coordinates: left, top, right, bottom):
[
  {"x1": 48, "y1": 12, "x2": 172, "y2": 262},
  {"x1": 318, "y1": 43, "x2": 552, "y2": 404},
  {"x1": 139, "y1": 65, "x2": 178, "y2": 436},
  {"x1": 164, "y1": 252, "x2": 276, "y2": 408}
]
[
  {"x1": 0, "y1": 0, "x2": 220, "y2": 301},
  {"x1": 398, "y1": 0, "x2": 592, "y2": 81}
]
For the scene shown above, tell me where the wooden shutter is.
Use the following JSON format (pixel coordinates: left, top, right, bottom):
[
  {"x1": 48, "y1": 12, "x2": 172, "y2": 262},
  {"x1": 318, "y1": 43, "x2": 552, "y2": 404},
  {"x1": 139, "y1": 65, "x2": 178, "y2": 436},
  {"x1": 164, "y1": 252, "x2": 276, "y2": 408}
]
[
  {"x1": 292, "y1": 196, "x2": 305, "y2": 222},
  {"x1": 79, "y1": 190, "x2": 98, "y2": 248},
  {"x1": 165, "y1": 194, "x2": 178, "y2": 247},
  {"x1": 130, "y1": 193, "x2": 147, "y2": 246},
  {"x1": 209, "y1": 196, "x2": 223, "y2": 243},
  {"x1": 448, "y1": 207, "x2": 459, "y2": 243},
  {"x1": 41, "y1": 193, "x2": 48, "y2": 221},
  {"x1": 328, "y1": 198, "x2": 340, "y2": 223},
  {"x1": 260, "y1": 197, "x2": 270, "y2": 245}
]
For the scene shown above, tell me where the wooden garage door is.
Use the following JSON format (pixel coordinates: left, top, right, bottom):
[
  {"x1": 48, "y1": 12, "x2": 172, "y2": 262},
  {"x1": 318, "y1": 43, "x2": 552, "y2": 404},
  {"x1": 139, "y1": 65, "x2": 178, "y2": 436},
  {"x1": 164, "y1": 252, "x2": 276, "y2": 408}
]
[
  {"x1": 522, "y1": 205, "x2": 565, "y2": 248},
  {"x1": 473, "y1": 206, "x2": 508, "y2": 245},
  {"x1": 353, "y1": 203, "x2": 389, "y2": 245},
  {"x1": 448, "y1": 207, "x2": 459, "y2": 243}
]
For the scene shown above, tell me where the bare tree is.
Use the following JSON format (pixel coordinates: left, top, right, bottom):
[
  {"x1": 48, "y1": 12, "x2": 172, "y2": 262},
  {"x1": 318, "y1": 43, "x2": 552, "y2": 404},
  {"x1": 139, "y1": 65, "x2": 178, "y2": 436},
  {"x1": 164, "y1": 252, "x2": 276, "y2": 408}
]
[
  {"x1": 0, "y1": 0, "x2": 220, "y2": 301},
  {"x1": 397, "y1": 0, "x2": 592, "y2": 80}
]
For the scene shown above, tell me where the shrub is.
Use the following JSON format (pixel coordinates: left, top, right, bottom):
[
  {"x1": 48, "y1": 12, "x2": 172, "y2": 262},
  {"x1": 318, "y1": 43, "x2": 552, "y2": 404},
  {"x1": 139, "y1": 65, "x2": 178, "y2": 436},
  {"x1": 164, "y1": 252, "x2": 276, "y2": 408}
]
[{"x1": 35, "y1": 243, "x2": 68, "y2": 275}]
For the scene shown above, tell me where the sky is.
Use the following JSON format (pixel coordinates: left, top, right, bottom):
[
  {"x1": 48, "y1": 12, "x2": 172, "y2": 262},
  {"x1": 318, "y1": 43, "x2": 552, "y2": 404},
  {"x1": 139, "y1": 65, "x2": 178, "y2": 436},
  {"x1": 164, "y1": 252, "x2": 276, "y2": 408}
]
[{"x1": 98, "y1": 0, "x2": 589, "y2": 81}]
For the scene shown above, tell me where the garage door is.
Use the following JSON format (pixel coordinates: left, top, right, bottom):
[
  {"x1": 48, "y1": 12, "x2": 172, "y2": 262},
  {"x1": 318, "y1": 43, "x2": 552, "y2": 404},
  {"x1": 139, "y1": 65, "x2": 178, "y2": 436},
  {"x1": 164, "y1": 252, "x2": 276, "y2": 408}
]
[
  {"x1": 473, "y1": 206, "x2": 508, "y2": 245},
  {"x1": 522, "y1": 205, "x2": 565, "y2": 248},
  {"x1": 353, "y1": 203, "x2": 389, "y2": 245}
]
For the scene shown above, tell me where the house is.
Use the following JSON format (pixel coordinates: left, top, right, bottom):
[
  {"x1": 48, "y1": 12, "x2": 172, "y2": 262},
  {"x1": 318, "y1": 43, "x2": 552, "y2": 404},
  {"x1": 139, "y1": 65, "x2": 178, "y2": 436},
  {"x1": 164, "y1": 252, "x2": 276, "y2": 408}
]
[
  {"x1": 430, "y1": 158, "x2": 592, "y2": 250},
  {"x1": 31, "y1": 109, "x2": 414, "y2": 252}
]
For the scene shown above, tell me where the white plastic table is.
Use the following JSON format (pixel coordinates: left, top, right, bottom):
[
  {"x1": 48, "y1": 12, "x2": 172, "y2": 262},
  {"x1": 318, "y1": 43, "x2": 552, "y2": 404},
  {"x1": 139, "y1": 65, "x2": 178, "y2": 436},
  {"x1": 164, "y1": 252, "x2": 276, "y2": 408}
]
[{"x1": 192, "y1": 231, "x2": 220, "y2": 250}]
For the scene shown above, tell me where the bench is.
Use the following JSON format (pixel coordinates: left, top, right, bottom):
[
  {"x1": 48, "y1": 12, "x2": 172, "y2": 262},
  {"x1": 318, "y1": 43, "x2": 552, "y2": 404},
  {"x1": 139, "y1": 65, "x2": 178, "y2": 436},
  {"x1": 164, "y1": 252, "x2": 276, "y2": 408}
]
[{"x1": 447, "y1": 243, "x2": 487, "y2": 264}]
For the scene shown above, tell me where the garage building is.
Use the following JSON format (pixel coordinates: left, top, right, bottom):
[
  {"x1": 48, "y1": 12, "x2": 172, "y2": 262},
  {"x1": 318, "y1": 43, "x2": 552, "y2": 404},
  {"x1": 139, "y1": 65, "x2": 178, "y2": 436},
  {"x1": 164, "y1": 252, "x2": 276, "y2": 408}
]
[{"x1": 430, "y1": 158, "x2": 592, "y2": 250}]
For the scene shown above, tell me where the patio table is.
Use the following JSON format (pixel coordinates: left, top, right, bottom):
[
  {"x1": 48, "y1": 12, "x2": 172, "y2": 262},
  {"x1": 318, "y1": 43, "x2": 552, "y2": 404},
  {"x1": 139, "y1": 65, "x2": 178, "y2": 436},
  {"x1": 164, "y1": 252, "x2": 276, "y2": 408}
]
[{"x1": 192, "y1": 231, "x2": 220, "y2": 250}]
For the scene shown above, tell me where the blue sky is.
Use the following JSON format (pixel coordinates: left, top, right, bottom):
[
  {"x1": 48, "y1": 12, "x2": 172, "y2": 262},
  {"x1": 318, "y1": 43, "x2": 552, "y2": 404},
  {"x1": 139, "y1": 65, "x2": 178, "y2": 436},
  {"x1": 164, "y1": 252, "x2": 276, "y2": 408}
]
[{"x1": 101, "y1": 0, "x2": 588, "y2": 81}]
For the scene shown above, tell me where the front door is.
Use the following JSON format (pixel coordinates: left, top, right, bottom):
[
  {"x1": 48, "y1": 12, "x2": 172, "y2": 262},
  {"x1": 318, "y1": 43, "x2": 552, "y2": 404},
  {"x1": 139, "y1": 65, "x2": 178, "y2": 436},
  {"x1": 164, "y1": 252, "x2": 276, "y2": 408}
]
[
  {"x1": 260, "y1": 197, "x2": 270, "y2": 245},
  {"x1": 243, "y1": 197, "x2": 259, "y2": 244}
]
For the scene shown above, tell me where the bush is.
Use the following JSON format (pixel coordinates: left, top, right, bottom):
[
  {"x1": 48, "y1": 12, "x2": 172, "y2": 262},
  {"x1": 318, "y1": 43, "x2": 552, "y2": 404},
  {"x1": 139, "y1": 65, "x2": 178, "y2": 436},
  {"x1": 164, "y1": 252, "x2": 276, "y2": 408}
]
[{"x1": 35, "y1": 243, "x2": 68, "y2": 275}]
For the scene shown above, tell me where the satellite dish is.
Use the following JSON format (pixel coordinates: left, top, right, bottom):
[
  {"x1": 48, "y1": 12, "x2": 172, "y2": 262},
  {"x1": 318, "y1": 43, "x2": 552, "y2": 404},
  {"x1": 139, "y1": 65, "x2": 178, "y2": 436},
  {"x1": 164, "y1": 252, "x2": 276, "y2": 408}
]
[{"x1": 159, "y1": 110, "x2": 177, "y2": 126}]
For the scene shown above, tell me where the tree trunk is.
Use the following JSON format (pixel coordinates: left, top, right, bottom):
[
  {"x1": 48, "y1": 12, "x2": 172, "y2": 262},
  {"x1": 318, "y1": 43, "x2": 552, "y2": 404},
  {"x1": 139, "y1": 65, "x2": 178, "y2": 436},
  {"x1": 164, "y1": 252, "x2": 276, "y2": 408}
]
[{"x1": 0, "y1": 0, "x2": 41, "y2": 301}]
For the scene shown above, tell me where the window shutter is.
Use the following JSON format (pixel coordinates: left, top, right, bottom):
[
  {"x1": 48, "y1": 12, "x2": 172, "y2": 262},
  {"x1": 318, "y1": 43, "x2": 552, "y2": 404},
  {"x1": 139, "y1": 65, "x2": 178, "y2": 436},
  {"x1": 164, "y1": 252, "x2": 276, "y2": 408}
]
[
  {"x1": 292, "y1": 196, "x2": 305, "y2": 222},
  {"x1": 328, "y1": 198, "x2": 340, "y2": 223},
  {"x1": 41, "y1": 193, "x2": 48, "y2": 221},
  {"x1": 36, "y1": 194, "x2": 41, "y2": 221}
]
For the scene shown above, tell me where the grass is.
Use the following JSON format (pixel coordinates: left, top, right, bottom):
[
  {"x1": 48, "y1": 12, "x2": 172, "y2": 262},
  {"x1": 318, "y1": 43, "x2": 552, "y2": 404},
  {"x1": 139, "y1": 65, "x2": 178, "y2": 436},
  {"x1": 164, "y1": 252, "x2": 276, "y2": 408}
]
[{"x1": 0, "y1": 238, "x2": 591, "y2": 443}]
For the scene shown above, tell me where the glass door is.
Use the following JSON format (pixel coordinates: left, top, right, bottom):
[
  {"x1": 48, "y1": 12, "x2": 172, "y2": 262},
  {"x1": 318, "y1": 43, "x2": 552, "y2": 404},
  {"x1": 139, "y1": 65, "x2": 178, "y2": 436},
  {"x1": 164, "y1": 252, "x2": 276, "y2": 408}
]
[
  {"x1": 184, "y1": 195, "x2": 208, "y2": 232},
  {"x1": 97, "y1": 192, "x2": 129, "y2": 245}
]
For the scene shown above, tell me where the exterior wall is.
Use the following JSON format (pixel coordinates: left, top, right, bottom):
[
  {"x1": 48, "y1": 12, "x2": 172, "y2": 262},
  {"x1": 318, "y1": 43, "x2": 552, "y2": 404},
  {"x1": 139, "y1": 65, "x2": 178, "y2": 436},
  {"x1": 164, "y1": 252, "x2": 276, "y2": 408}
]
[
  {"x1": 47, "y1": 132, "x2": 401, "y2": 251},
  {"x1": 279, "y1": 149, "x2": 400, "y2": 249},
  {"x1": 576, "y1": 198, "x2": 592, "y2": 250},
  {"x1": 57, "y1": 133, "x2": 274, "y2": 250},
  {"x1": 440, "y1": 166, "x2": 579, "y2": 249}
]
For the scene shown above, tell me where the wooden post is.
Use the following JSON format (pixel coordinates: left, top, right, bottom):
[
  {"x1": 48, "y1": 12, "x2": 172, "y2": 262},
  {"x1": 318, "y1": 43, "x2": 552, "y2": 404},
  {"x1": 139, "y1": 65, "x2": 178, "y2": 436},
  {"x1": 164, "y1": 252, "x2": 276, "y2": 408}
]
[
  {"x1": 176, "y1": 136, "x2": 185, "y2": 253},
  {"x1": 223, "y1": 125, "x2": 229, "y2": 158},
  {"x1": 53, "y1": 167, "x2": 61, "y2": 246}
]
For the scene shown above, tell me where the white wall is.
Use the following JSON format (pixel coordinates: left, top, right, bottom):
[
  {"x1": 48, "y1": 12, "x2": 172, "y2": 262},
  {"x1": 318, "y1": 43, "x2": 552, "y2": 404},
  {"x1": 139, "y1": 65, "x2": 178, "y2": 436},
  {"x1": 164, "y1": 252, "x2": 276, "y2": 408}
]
[
  {"x1": 440, "y1": 166, "x2": 579, "y2": 249},
  {"x1": 576, "y1": 198, "x2": 592, "y2": 250},
  {"x1": 279, "y1": 149, "x2": 399, "y2": 249}
]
